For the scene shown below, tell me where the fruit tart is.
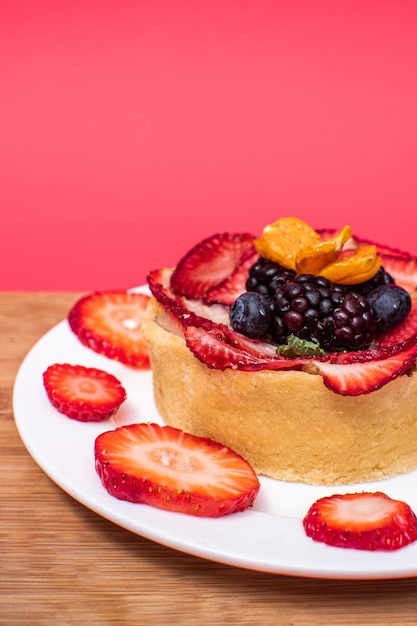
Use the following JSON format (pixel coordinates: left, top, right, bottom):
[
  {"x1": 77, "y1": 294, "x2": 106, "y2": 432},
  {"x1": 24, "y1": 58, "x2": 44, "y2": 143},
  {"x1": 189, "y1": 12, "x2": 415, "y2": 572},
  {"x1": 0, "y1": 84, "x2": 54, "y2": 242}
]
[{"x1": 142, "y1": 218, "x2": 417, "y2": 485}]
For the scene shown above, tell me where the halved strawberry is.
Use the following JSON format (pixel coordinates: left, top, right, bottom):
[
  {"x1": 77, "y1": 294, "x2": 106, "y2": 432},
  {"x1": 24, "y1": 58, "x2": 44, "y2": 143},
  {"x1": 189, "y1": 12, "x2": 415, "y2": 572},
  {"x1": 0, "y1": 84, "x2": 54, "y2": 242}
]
[
  {"x1": 68, "y1": 291, "x2": 150, "y2": 367},
  {"x1": 303, "y1": 492, "x2": 417, "y2": 551},
  {"x1": 170, "y1": 232, "x2": 255, "y2": 300},
  {"x1": 312, "y1": 341, "x2": 417, "y2": 395},
  {"x1": 94, "y1": 423, "x2": 260, "y2": 517},
  {"x1": 43, "y1": 363, "x2": 126, "y2": 421}
]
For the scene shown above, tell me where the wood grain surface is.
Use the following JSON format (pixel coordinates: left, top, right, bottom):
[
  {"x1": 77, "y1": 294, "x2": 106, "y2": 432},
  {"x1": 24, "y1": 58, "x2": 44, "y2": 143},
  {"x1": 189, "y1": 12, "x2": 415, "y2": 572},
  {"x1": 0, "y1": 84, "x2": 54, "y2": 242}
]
[{"x1": 2, "y1": 292, "x2": 417, "y2": 626}]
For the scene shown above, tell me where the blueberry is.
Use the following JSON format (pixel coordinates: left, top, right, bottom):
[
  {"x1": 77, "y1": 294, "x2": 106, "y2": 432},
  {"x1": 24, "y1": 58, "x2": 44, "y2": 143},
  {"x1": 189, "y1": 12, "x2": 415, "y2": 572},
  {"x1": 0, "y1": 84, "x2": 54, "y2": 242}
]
[
  {"x1": 230, "y1": 292, "x2": 271, "y2": 339},
  {"x1": 367, "y1": 285, "x2": 412, "y2": 333}
]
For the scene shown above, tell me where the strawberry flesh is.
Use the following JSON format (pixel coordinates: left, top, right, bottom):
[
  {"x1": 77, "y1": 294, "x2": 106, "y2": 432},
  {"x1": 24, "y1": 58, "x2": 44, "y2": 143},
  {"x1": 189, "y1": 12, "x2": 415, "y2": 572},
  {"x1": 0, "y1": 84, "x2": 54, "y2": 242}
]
[
  {"x1": 303, "y1": 492, "x2": 417, "y2": 551},
  {"x1": 313, "y1": 341, "x2": 417, "y2": 395},
  {"x1": 204, "y1": 245, "x2": 258, "y2": 305},
  {"x1": 148, "y1": 232, "x2": 417, "y2": 396},
  {"x1": 185, "y1": 323, "x2": 310, "y2": 371},
  {"x1": 43, "y1": 363, "x2": 126, "y2": 422},
  {"x1": 68, "y1": 291, "x2": 150, "y2": 367},
  {"x1": 170, "y1": 232, "x2": 255, "y2": 300},
  {"x1": 94, "y1": 423, "x2": 260, "y2": 517},
  {"x1": 149, "y1": 267, "x2": 311, "y2": 370}
]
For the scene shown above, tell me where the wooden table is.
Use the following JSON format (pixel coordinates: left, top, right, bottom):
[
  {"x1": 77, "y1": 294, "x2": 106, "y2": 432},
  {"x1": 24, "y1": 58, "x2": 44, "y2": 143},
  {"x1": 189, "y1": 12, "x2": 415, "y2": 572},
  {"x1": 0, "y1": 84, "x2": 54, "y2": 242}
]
[{"x1": 2, "y1": 292, "x2": 417, "y2": 626}]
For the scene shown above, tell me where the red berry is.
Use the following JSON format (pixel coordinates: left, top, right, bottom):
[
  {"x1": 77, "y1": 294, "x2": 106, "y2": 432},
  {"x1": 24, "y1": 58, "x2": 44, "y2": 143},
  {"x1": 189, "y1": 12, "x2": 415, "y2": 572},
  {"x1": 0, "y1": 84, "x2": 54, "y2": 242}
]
[
  {"x1": 312, "y1": 341, "x2": 417, "y2": 395},
  {"x1": 170, "y1": 232, "x2": 255, "y2": 301},
  {"x1": 303, "y1": 492, "x2": 417, "y2": 551},
  {"x1": 68, "y1": 291, "x2": 150, "y2": 367},
  {"x1": 43, "y1": 363, "x2": 126, "y2": 422},
  {"x1": 95, "y1": 423, "x2": 260, "y2": 517}
]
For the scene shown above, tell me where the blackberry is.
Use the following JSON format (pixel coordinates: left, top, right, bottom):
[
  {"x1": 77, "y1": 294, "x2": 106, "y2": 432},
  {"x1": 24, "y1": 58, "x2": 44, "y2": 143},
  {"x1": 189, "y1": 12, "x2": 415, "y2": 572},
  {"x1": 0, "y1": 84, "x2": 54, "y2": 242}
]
[
  {"x1": 268, "y1": 274, "x2": 376, "y2": 352},
  {"x1": 245, "y1": 256, "x2": 296, "y2": 297},
  {"x1": 354, "y1": 266, "x2": 395, "y2": 296}
]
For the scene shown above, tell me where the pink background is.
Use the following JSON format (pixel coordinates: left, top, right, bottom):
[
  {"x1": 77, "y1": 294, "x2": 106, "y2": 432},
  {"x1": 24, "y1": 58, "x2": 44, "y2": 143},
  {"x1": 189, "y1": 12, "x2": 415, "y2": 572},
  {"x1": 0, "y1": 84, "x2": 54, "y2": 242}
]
[{"x1": 2, "y1": 1, "x2": 417, "y2": 291}]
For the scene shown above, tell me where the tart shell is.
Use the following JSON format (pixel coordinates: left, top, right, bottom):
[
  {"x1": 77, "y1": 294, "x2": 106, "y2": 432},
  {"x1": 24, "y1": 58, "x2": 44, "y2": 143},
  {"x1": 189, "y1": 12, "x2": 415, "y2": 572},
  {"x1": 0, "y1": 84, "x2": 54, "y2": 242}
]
[{"x1": 142, "y1": 297, "x2": 417, "y2": 485}]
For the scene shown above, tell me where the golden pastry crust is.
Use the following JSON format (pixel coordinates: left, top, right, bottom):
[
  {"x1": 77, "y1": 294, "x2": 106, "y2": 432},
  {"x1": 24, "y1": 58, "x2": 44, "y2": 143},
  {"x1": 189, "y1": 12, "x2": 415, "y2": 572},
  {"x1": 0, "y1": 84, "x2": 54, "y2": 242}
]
[{"x1": 142, "y1": 297, "x2": 417, "y2": 485}]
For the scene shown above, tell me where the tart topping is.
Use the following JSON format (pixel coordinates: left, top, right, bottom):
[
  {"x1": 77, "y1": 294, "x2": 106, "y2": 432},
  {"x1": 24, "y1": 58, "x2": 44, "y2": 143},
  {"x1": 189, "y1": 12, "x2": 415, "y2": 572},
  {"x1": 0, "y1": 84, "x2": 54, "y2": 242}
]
[
  {"x1": 232, "y1": 220, "x2": 412, "y2": 353},
  {"x1": 94, "y1": 423, "x2": 260, "y2": 517},
  {"x1": 229, "y1": 292, "x2": 271, "y2": 339},
  {"x1": 317, "y1": 244, "x2": 381, "y2": 285},
  {"x1": 43, "y1": 363, "x2": 126, "y2": 422},
  {"x1": 367, "y1": 285, "x2": 412, "y2": 334},
  {"x1": 312, "y1": 341, "x2": 417, "y2": 395},
  {"x1": 378, "y1": 253, "x2": 417, "y2": 293},
  {"x1": 170, "y1": 232, "x2": 256, "y2": 302},
  {"x1": 275, "y1": 334, "x2": 326, "y2": 357},
  {"x1": 254, "y1": 217, "x2": 381, "y2": 285},
  {"x1": 254, "y1": 217, "x2": 320, "y2": 270},
  {"x1": 264, "y1": 274, "x2": 376, "y2": 352},
  {"x1": 68, "y1": 291, "x2": 151, "y2": 368},
  {"x1": 241, "y1": 255, "x2": 412, "y2": 352},
  {"x1": 184, "y1": 322, "x2": 311, "y2": 371},
  {"x1": 246, "y1": 256, "x2": 297, "y2": 296},
  {"x1": 295, "y1": 224, "x2": 353, "y2": 275},
  {"x1": 350, "y1": 265, "x2": 395, "y2": 295},
  {"x1": 303, "y1": 492, "x2": 417, "y2": 551},
  {"x1": 375, "y1": 294, "x2": 417, "y2": 348},
  {"x1": 149, "y1": 221, "x2": 417, "y2": 395}
]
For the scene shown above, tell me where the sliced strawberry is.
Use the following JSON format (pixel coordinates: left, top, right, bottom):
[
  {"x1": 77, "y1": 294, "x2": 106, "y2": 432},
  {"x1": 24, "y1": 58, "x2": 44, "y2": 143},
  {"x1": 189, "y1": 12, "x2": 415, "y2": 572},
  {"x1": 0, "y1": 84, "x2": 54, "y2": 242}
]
[
  {"x1": 147, "y1": 268, "x2": 187, "y2": 322},
  {"x1": 43, "y1": 363, "x2": 126, "y2": 422},
  {"x1": 170, "y1": 232, "x2": 255, "y2": 300},
  {"x1": 68, "y1": 291, "x2": 150, "y2": 367},
  {"x1": 303, "y1": 492, "x2": 417, "y2": 551},
  {"x1": 205, "y1": 245, "x2": 258, "y2": 305},
  {"x1": 185, "y1": 323, "x2": 310, "y2": 371},
  {"x1": 147, "y1": 267, "x2": 176, "y2": 302},
  {"x1": 148, "y1": 266, "x2": 234, "y2": 330},
  {"x1": 380, "y1": 253, "x2": 417, "y2": 293},
  {"x1": 94, "y1": 423, "x2": 260, "y2": 517},
  {"x1": 312, "y1": 341, "x2": 417, "y2": 395},
  {"x1": 149, "y1": 266, "x2": 324, "y2": 370},
  {"x1": 153, "y1": 305, "x2": 185, "y2": 338}
]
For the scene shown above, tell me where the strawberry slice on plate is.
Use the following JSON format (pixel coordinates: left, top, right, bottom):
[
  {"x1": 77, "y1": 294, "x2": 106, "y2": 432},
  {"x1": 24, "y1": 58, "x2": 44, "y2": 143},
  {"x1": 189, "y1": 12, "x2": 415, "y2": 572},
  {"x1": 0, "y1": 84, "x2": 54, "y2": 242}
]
[
  {"x1": 68, "y1": 291, "x2": 150, "y2": 367},
  {"x1": 43, "y1": 363, "x2": 126, "y2": 422},
  {"x1": 303, "y1": 492, "x2": 417, "y2": 551},
  {"x1": 170, "y1": 232, "x2": 255, "y2": 300},
  {"x1": 94, "y1": 423, "x2": 260, "y2": 517}
]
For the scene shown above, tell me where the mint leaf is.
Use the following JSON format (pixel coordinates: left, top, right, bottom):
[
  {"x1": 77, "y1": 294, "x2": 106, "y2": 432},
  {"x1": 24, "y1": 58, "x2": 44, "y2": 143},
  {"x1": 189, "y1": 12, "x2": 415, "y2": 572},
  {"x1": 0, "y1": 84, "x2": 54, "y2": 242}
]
[{"x1": 276, "y1": 334, "x2": 325, "y2": 357}]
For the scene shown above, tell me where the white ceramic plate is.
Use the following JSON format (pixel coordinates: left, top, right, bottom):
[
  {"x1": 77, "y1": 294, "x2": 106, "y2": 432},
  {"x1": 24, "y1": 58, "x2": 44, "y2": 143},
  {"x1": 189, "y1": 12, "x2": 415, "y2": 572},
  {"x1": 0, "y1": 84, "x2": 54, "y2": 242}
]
[{"x1": 13, "y1": 289, "x2": 417, "y2": 579}]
